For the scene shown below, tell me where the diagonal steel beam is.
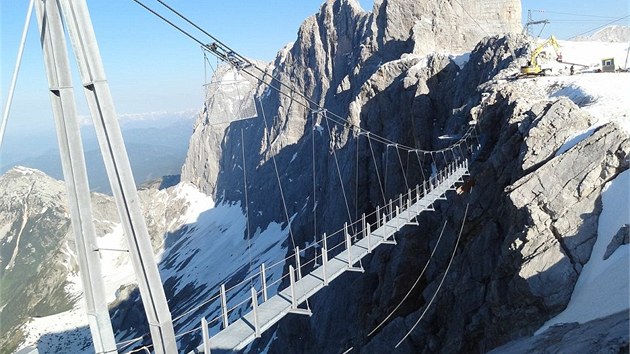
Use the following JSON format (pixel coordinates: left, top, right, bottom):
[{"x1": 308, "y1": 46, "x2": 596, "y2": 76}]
[
  {"x1": 34, "y1": 0, "x2": 116, "y2": 352},
  {"x1": 55, "y1": 0, "x2": 176, "y2": 352}
]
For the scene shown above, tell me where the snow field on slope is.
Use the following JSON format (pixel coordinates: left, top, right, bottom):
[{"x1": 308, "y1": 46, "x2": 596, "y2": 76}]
[
  {"x1": 160, "y1": 199, "x2": 290, "y2": 340},
  {"x1": 537, "y1": 170, "x2": 630, "y2": 333},
  {"x1": 530, "y1": 40, "x2": 630, "y2": 333},
  {"x1": 16, "y1": 182, "x2": 290, "y2": 352},
  {"x1": 522, "y1": 40, "x2": 629, "y2": 154},
  {"x1": 545, "y1": 72, "x2": 630, "y2": 155},
  {"x1": 555, "y1": 39, "x2": 628, "y2": 70}
]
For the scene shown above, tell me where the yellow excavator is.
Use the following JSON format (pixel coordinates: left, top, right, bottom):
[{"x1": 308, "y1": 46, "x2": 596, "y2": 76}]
[{"x1": 521, "y1": 35, "x2": 563, "y2": 76}]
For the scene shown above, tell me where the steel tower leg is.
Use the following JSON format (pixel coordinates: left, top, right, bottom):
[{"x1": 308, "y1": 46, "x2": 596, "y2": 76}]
[
  {"x1": 56, "y1": 0, "x2": 177, "y2": 352},
  {"x1": 34, "y1": 0, "x2": 117, "y2": 352}
]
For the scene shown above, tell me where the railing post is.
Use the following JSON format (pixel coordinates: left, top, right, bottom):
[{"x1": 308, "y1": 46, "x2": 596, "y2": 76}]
[
  {"x1": 367, "y1": 223, "x2": 372, "y2": 253},
  {"x1": 251, "y1": 287, "x2": 260, "y2": 338},
  {"x1": 416, "y1": 184, "x2": 420, "y2": 203},
  {"x1": 407, "y1": 189, "x2": 412, "y2": 209},
  {"x1": 376, "y1": 205, "x2": 381, "y2": 228},
  {"x1": 345, "y1": 224, "x2": 352, "y2": 267},
  {"x1": 389, "y1": 199, "x2": 393, "y2": 220},
  {"x1": 295, "y1": 247, "x2": 302, "y2": 280},
  {"x1": 260, "y1": 263, "x2": 268, "y2": 302},
  {"x1": 288, "y1": 265, "x2": 313, "y2": 316},
  {"x1": 322, "y1": 233, "x2": 329, "y2": 286},
  {"x1": 289, "y1": 265, "x2": 297, "y2": 310},
  {"x1": 399, "y1": 194, "x2": 403, "y2": 212},
  {"x1": 202, "y1": 317, "x2": 211, "y2": 354},
  {"x1": 220, "y1": 284, "x2": 228, "y2": 329},
  {"x1": 362, "y1": 213, "x2": 366, "y2": 239}
]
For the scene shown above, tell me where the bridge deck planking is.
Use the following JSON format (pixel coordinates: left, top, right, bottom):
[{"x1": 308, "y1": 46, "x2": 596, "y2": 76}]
[{"x1": 198, "y1": 162, "x2": 468, "y2": 352}]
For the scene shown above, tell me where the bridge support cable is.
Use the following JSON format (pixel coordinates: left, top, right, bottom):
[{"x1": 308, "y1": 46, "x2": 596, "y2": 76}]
[
  {"x1": 405, "y1": 151, "x2": 413, "y2": 192},
  {"x1": 395, "y1": 146, "x2": 410, "y2": 192},
  {"x1": 312, "y1": 112, "x2": 318, "y2": 245},
  {"x1": 384, "y1": 145, "x2": 390, "y2": 199},
  {"x1": 194, "y1": 160, "x2": 469, "y2": 352},
  {"x1": 241, "y1": 128, "x2": 253, "y2": 286},
  {"x1": 367, "y1": 220, "x2": 448, "y2": 337},
  {"x1": 0, "y1": 0, "x2": 34, "y2": 151},
  {"x1": 395, "y1": 202, "x2": 470, "y2": 348},
  {"x1": 130, "y1": 0, "x2": 478, "y2": 155},
  {"x1": 259, "y1": 97, "x2": 313, "y2": 311},
  {"x1": 323, "y1": 111, "x2": 356, "y2": 235},
  {"x1": 258, "y1": 97, "x2": 297, "y2": 250},
  {"x1": 366, "y1": 133, "x2": 387, "y2": 206},
  {"x1": 355, "y1": 132, "x2": 360, "y2": 225},
  {"x1": 414, "y1": 150, "x2": 427, "y2": 183}
]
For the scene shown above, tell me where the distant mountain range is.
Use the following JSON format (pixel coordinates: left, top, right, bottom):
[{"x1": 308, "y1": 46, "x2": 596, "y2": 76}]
[
  {"x1": 574, "y1": 25, "x2": 630, "y2": 43},
  {"x1": 1, "y1": 111, "x2": 195, "y2": 194}
]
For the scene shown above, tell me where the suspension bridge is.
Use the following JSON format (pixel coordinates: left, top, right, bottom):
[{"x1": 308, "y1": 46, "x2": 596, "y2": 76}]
[
  {"x1": 199, "y1": 159, "x2": 470, "y2": 352},
  {"x1": 4, "y1": 0, "x2": 480, "y2": 353}
]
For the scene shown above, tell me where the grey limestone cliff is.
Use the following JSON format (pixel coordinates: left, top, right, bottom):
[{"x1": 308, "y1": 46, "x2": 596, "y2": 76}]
[{"x1": 175, "y1": 0, "x2": 620, "y2": 352}]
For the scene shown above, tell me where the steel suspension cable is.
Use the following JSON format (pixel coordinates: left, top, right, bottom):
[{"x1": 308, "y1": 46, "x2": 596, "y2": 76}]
[
  {"x1": 241, "y1": 128, "x2": 253, "y2": 283},
  {"x1": 312, "y1": 112, "x2": 318, "y2": 245},
  {"x1": 415, "y1": 151, "x2": 426, "y2": 183},
  {"x1": 368, "y1": 220, "x2": 449, "y2": 337},
  {"x1": 355, "y1": 133, "x2": 360, "y2": 222},
  {"x1": 1, "y1": 0, "x2": 34, "y2": 150},
  {"x1": 131, "y1": 0, "x2": 207, "y2": 47},
  {"x1": 395, "y1": 202, "x2": 469, "y2": 348},
  {"x1": 384, "y1": 146, "x2": 389, "y2": 198},
  {"x1": 323, "y1": 112, "x2": 355, "y2": 234},
  {"x1": 131, "y1": 0, "x2": 476, "y2": 154},
  {"x1": 258, "y1": 98, "x2": 298, "y2": 250},
  {"x1": 396, "y1": 146, "x2": 410, "y2": 191},
  {"x1": 367, "y1": 134, "x2": 387, "y2": 206}
]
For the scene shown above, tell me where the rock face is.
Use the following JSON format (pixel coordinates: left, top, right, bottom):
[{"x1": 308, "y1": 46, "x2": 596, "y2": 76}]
[
  {"x1": 8, "y1": 0, "x2": 630, "y2": 353},
  {"x1": 182, "y1": 0, "x2": 522, "y2": 195},
  {"x1": 604, "y1": 224, "x2": 629, "y2": 260},
  {"x1": 181, "y1": 64, "x2": 263, "y2": 196},
  {"x1": 179, "y1": 0, "x2": 627, "y2": 352},
  {"x1": 377, "y1": 0, "x2": 521, "y2": 56}
]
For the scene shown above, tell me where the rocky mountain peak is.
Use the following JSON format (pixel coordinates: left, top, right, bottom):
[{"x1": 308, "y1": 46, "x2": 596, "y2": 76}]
[
  {"x1": 371, "y1": 0, "x2": 521, "y2": 56},
  {"x1": 182, "y1": 0, "x2": 522, "y2": 198}
]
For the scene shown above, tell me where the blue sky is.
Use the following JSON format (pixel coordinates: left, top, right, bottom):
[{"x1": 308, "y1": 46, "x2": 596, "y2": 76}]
[{"x1": 1, "y1": 0, "x2": 628, "y2": 138}]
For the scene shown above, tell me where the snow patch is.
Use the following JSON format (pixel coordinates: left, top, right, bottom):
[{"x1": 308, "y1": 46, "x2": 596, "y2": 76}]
[
  {"x1": 524, "y1": 70, "x2": 630, "y2": 157},
  {"x1": 537, "y1": 170, "x2": 630, "y2": 333},
  {"x1": 550, "y1": 84, "x2": 595, "y2": 107},
  {"x1": 449, "y1": 52, "x2": 471, "y2": 69},
  {"x1": 11, "y1": 166, "x2": 38, "y2": 175},
  {"x1": 554, "y1": 123, "x2": 603, "y2": 157}
]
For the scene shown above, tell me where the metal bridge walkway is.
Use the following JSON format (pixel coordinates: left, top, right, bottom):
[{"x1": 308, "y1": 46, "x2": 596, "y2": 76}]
[{"x1": 198, "y1": 160, "x2": 469, "y2": 353}]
